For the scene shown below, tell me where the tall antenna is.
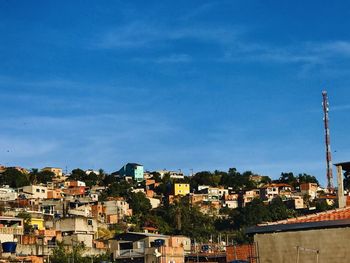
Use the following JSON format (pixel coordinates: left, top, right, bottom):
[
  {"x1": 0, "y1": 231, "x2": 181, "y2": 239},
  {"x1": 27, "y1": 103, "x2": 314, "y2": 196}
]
[{"x1": 322, "y1": 91, "x2": 334, "y2": 191}]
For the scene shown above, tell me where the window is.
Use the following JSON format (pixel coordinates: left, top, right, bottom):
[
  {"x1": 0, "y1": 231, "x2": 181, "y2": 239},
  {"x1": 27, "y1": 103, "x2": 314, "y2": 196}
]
[
  {"x1": 41, "y1": 189, "x2": 45, "y2": 193},
  {"x1": 36, "y1": 189, "x2": 40, "y2": 193}
]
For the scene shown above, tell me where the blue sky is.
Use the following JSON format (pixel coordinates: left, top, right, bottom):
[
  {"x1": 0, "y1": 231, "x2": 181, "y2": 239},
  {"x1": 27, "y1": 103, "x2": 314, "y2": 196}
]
[{"x1": 1, "y1": 1, "x2": 350, "y2": 186}]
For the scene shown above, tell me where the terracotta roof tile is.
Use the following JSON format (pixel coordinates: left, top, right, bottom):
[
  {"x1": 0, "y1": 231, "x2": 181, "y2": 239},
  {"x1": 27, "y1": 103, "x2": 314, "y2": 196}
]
[{"x1": 260, "y1": 206, "x2": 350, "y2": 226}]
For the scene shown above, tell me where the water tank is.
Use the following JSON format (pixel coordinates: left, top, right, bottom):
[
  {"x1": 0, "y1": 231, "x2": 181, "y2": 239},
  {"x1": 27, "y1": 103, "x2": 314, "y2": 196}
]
[
  {"x1": 2, "y1": 242, "x2": 17, "y2": 253},
  {"x1": 153, "y1": 239, "x2": 165, "y2": 247}
]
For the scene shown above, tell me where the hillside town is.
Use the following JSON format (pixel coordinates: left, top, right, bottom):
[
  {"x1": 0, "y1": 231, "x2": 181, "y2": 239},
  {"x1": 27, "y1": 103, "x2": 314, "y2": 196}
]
[{"x1": 0, "y1": 161, "x2": 348, "y2": 263}]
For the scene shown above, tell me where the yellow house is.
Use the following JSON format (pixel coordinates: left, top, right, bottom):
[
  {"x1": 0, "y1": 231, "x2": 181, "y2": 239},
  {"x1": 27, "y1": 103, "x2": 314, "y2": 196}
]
[
  {"x1": 30, "y1": 218, "x2": 45, "y2": 230},
  {"x1": 174, "y1": 183, "x2": 190, "y2": 196}
]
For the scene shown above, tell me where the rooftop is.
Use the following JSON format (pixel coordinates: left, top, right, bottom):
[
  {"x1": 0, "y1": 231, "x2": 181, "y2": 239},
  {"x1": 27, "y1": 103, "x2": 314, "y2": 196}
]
[
  {"x1": 246, "y1": 206, "x2": 350, "y2": 234},
  {"x1": 334, "y1": 161, "x2": 350, "y2": 171},
  {"x1": 112, "y1": 232, "x2": 170, "y2": 242}
]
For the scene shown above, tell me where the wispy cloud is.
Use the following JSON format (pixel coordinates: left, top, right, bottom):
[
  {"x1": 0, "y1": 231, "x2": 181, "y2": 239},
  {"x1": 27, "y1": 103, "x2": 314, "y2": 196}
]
[
  {"x1": 90, "y1": 20, "x2": 243, "y2": 50},
  {"x1": 91, "y1": 18, "x2": 350, "y2": 72},
  {"x1": 179, "y1": 2, "x2": 218, "y2": 21},
  {"x1": 0, "y1": 112, "x2": 178, "y2": 170},
  {"x1": 132, "y1": 54, "x2": 192, "y2": 64},
  {"x1": 313, "y1": 41, "x2": 350, "y2": 56}
]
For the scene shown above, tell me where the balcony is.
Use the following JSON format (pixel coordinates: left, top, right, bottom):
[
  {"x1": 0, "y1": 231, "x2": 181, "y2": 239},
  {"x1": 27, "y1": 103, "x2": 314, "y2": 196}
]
[
  {"x1": 0, "y1": 227, "x2": 24, "y2": 235},
  {"x1": 115, "y1": 248, "x2": 145, "y2": 258}
]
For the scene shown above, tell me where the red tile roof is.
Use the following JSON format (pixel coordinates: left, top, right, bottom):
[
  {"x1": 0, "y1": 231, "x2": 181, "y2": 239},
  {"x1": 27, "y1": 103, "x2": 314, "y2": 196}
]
[{"x1": 259, "y1": 206, "x2": 350, "y2": 226}]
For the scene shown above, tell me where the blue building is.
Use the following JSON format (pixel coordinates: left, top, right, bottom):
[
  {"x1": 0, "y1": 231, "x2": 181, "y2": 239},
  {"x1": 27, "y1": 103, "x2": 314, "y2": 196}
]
[{"x1": 118, "y1": 163, "x2": 144, "y2": 181}]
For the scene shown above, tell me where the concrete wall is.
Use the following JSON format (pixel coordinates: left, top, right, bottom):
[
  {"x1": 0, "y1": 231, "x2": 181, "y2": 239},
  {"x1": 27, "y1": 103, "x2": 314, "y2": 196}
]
[
  {"x1": 16, "y1": 244, "x2": 106, "y2": 257},
  {"x1": 254, "y1": 227, "x2": 350, "y2": 263},
  {"x1": 0, "y1": 233, "x2": 14, "y2": 242},
  {"x1": 55, "y1": 217, "x2": 97, "y2": 234},
  {"x1": 20, "y1": 185, "x2": 48, "y2": 199}
]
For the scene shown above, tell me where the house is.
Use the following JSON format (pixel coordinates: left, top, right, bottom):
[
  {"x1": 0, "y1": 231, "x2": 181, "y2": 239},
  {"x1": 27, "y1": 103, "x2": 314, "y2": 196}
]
[
  {"x1": 285, "y1": 196, "x2": 304, "y2": 210},
  {"x1": 300, "y1": 182, "x2": 318, "y2": 200},
  {"x1": 85, "y1": 169, "x2": 99, "y2": 175},
  {"x1": 145, "y1": 179, "x2": 156, "y2": 191},
  {"x1": 18, "y1": 185, "x2": 48, "y2": 199},
  {"x1": 68, "y1": 203, "x2": 92, "y2": 217},
  {"x1": 0, "y1": 216, "x2": 23, "y2": 243},
  {"x1": 246, "y1": 207, "x2": 350, "y2": 263},
  {"x1": 118, "y1": 163, "x2": 144, "y2": 181},
  {"x1": 103, "y1": 199, "x2": 132, "y2": 221},
  {"x1": 190, "y1": 193, "x2": 207, "y2": 205},
  {"x1": 30, "y1": 217, "x2": 45, "y2": 231},
  {"x1": 260, "y1": 183, "x2": 292, "y2": 201},
  {"x1": 55, "y1": 216, "x2": 97, "y2": 234},
  {"x1": 41, "y1": 167, "x2": 63, "y2": 177},
  {"x1": 0, "y1": 186, "x2": 18, "y2": 201},
  {"x1": 147, "y1": 197, "x2": 161, "y2": 209},
  {"x1": 242, "y1": 189, "x2": 260, "y2": 206},
  {"x1": 109, "y1": 232, "x2": 187, "y2": 263},
  {"x1": 37, "y1": 229, "x2": 62, "y2": 246},
  {"x1": 41, "y1": 199, "x2": 65, "y2": 216},
  {"x1": 64, "y1": 180, "x2": 86, "y2": 187},
  {"x1": 198, "y1": 187, "x2": 229, "y2": 202},
  {"x1": 223, "y1": 194, "x2": 239, "y2": 209},
  {"x1": 92, "y1": 199, "x2": 132, "y2": 224},
  {"x1": 54, "y1": 217, "x2": 97, "y2": 247},
  {"x1": 63, "y1": 186, "x2": 86, "y2": 197},
  {"x1": 174, "y1": 183, "x2": 190, "y2": 196},
  {"x1": 47, "y1": 189, "x2": 63, "y2": 199},
  {"x1": 157, "y1": 169, "x2": 185, "y2": 180}
]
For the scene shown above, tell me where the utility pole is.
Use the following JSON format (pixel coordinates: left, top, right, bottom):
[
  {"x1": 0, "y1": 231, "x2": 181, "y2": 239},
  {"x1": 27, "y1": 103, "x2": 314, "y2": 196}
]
[{"x1": 322, "y1": 91, "x2": 334, "y2": 191}]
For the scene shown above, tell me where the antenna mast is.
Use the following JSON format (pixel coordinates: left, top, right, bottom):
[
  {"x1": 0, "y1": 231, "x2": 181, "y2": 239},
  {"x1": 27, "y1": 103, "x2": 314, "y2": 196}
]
[{"x1": 322, "y1": 91, "x2": 334, "y2": 191}]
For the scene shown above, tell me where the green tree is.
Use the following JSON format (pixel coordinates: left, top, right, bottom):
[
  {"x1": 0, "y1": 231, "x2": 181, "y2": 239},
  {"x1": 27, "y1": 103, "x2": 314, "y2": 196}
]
[
  {"x1": 190, "y1": 171, "x2": 220, "y2": 189},
  {"x1": 17, "y1": 211, "x2": 33, "y2": 233},
  {"x1": 103, "y1": 173, "x2": 117, "y2": 186},
  {"x1": 51, "y1": 242, "x2": 90, "y2": 263},
  {"x1": 84, "y1": 172, "x2": 99, "y2": 187},
  {"x1": 127, "y1": 192, "x2": 152, "y2": 216},
  {"x1": 269, "y1": 196, "x2": 294, "y2": 221},
  {"x1": 107, "y1": 181, "x2": 132, "y2": 198},
  {"x1": 150, "y1": 172, "x2": 162, "y2": 183},
  {"x1": 277, "y1": 172, "x2": 298, "y2": 187},
  {"x1": 155, "y1": 198, "x2": 216, "y2": 242},
  {"x1": 220, "y1": 168, "x2": 257, "y2": 191},
  {"x1": 315, "y1": 199, "x2": 334, "y2": 212},
  {"x1": 37, "y1": 170, "x2": 55, "y2": 184},
  {"x1": 233, "y1": 198, "x2": 271, "y2": 228},
  {"x1": 0, "y1": 168, "x2": 29, "y2": 188},
  {"x1": 297, "y1": 173, "x2": 319, "y2": 185},
  {"x1": 260, "y1": 176, "x2": 272, "y2": 185},
  {"x1": 70, "y1": 168, "x2": 86, "y2": 181}
]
